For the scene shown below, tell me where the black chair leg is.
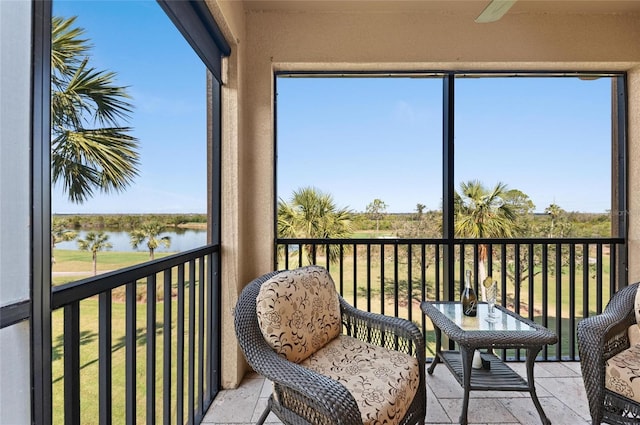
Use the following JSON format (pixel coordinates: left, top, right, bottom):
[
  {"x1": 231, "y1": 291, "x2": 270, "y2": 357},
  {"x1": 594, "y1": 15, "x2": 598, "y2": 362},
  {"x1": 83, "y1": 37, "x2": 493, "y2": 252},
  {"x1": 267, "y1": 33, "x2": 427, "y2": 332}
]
[{"x1": 256, "y1": 405, "x2": 271, "y2": 425}]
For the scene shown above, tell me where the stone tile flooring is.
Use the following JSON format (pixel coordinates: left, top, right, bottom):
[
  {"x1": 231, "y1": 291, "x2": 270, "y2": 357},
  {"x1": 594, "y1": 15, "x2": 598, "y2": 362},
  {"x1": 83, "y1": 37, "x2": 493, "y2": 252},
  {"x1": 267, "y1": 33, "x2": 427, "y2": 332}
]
[{"x1": 202, "y1": 361, "x2": 590, "y2": 425}]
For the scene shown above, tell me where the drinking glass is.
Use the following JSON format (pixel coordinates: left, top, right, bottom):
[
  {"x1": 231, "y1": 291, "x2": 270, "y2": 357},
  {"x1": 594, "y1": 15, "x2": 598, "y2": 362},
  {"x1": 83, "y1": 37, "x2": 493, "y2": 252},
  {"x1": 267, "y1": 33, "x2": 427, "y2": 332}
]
[{"x1": 485, "y1": 281, "x2": 498, "y2": 322}]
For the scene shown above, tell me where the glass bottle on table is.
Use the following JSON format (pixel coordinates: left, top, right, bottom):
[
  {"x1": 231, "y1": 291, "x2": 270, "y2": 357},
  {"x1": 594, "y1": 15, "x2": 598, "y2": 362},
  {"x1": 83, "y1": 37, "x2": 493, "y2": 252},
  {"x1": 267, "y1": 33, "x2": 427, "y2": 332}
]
[{"x1": 461, "y1": 270, "x2": 477, "y2": 317}]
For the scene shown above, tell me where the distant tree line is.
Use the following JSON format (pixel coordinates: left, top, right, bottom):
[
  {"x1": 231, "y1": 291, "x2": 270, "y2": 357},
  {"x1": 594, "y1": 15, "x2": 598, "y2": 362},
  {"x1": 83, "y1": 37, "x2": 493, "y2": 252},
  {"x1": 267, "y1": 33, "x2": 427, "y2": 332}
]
[
  {"x1": 53, "y1": 213, "x2": 207, "y2": 230},
  {"x1": 277, "y1": 184, "x2": 612, "y2": 241}
]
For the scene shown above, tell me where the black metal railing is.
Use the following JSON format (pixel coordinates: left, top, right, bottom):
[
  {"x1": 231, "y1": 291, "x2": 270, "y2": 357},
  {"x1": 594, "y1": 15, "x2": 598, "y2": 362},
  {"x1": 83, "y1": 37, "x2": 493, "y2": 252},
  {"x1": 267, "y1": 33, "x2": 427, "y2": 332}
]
[
  {"x1": 48, "y1": 236, "x2": 626, "y2": 423},
  {"x1": 51, "y1": 244, "x2": 220, "y2": 425},
  {"x1": 276, "y1": 237, "x2": 626, "y2": 361}
]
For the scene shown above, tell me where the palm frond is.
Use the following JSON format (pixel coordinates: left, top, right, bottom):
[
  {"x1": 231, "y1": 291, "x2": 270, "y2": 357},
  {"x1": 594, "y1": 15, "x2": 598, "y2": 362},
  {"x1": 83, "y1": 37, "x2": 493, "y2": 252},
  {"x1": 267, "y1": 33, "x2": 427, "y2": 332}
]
[
  {"x1": 51, "y1": 16, "x2": 91, "y2": 75},
  {"x1": 454, "y1": 180, "x2": 518, "y2": 240},
  {"x1": 65, "y1": 58, "x2": 134, "y2": 126},
  {"x1": 51, "y1": 16, "x2": 140, "y2": 203},
  {"x1": 277, "y1": 187, "x2": 354, "y2": 264},
  {"x1": 52, "y1": 128, "x2": 140, "y2": 202}
]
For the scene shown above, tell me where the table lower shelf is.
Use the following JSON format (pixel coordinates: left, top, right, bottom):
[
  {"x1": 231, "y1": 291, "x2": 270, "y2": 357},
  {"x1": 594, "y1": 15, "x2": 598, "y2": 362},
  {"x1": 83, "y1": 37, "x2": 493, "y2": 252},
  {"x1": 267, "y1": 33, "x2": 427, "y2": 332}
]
[{"x1": 439, "y1": 351, "x2": 530, "y2": 391}]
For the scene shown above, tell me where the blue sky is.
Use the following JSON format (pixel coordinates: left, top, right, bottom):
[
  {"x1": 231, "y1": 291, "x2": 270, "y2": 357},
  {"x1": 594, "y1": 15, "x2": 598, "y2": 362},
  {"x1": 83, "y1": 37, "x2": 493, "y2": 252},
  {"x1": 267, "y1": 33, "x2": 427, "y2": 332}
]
[
  {"x1": 277, "y1": 76, "x2": 611, "y2": 213},
  {"x1": 53, "y1": 1, "x2": 612, "y2": 215},
  {"x1": 53, "y1": 0, "x2": 208, "y2": 214}
]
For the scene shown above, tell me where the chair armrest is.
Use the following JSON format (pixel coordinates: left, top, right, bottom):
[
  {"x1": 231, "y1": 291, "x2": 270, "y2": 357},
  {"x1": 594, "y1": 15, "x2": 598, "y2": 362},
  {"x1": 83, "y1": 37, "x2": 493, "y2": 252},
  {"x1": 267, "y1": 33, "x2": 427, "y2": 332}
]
[
  {"x1": 578, "y1": 283, "x2": 637, "y2": 361},
  {"x1": 339, "y1": 296, "x2": 425, "y2": 360},
  {"x1": 577, "y1": 282, "x2": 638, "y2": 422}
]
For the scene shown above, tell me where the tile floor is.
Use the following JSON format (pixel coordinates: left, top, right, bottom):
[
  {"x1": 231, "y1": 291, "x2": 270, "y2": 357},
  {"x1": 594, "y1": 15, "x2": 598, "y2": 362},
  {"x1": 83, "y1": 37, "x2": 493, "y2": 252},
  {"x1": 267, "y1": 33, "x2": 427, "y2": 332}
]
[{"x1": 202, "y1": 361, "x2": 591, "y2": 425}]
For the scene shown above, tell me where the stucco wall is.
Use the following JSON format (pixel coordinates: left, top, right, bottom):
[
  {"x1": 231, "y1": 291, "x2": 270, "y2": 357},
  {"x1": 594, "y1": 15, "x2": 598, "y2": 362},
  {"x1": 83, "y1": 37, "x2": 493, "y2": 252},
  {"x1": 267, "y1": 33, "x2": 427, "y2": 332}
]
[
  {"x1": 211, "y1": 0, "x2": 256, "y2": 389},
  {"x1": 245, "y1": 9, "x2": 640, "y2": 66},
  {"x1": 212, "y1": 1, "x2": 640, "y2": 387}
]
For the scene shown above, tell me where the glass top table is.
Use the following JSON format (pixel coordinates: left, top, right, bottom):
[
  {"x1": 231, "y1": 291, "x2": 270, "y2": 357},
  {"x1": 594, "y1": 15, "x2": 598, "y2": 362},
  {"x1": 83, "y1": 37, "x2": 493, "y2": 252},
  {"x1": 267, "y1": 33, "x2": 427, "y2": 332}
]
[
  {"x1": 421, "y1": 301, "x2": 558, "y2": 425},
  {"x1": 432, "y1": 302, "x2": 536, "y2": 332}
]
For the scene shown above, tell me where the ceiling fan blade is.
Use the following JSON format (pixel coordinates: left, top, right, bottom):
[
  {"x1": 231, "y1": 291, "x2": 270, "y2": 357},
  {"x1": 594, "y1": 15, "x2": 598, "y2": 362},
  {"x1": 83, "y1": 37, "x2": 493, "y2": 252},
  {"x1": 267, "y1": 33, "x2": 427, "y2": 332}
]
[{"x1": 475, "y1": 0, "x2": 517, "y2": 23}]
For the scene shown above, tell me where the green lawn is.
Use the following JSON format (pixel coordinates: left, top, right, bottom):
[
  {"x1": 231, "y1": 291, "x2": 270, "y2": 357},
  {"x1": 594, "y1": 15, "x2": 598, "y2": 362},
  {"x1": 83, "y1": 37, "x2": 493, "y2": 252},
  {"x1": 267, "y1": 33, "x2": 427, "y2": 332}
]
[
  {"x1": 52, "y1": 297, "x2": 210, "y2": 424},
  {"x1": 52, "y1": 249, "x2": 173, "y2": 286},
  {"x1": 52, "y1": 252, "x2": 206, "y2": 425}
]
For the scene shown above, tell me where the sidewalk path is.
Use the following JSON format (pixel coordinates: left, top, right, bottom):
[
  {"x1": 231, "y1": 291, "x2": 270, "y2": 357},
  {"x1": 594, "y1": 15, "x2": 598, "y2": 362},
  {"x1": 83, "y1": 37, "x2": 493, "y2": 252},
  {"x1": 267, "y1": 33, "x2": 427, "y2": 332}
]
[{"x1": 52, "y1": 270, "x2": 113, "y2": 276}]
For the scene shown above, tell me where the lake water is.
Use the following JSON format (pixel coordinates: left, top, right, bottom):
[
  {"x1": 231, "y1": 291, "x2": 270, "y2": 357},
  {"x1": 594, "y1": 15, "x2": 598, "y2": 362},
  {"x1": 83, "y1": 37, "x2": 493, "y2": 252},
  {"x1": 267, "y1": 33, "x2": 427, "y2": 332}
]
[{"x1": 55, "y1": 229, "x2": 207, "y2": 253}]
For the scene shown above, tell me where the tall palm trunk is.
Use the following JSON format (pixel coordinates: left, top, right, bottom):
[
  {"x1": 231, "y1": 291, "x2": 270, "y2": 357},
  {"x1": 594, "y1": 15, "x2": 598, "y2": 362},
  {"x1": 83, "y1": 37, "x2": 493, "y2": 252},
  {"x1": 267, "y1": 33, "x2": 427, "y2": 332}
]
[
  {"x1": 478, "y1": 258, "x2": 488, "y2": 302},
  {"x1": 478, "y1": 244, "x2": 489, "y2": 301}
]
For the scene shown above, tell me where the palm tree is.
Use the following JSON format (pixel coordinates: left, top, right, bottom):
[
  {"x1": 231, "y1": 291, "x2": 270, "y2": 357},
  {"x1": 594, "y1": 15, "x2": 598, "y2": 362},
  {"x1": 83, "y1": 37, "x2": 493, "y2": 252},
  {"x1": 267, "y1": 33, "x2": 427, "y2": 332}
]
[
  {"x1": 77, "y1": 231, "x2": 112, "y2": 276},
  {"x1": 51, "y1": 16, "x2": 140, "y2": 203},
  {"x1": 277, "y1": 187, "x2": 353, "y2": 263},
  {"x1": 454, "y1": 180, "x2": 518, "y2": 298},
  {"x1": 51, "y1": 220, "x2": 78, "y2": 264},
  {"x1": 545, "y1": 203, "x2": 564, "y2": 237},
  {"x1": 129, "y1": 222, "x2": 171, "y2": 260}
]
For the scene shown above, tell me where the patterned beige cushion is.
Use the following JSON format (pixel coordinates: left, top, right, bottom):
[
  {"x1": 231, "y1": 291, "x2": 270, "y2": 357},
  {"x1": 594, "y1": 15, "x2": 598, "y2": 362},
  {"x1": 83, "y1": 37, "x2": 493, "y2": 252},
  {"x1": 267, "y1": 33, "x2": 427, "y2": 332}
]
[
  {"x1": 256, "y1": 265, "x2": 341, "y2": 363},
  {"x1": 605, "y1": 343, "x2": 640, "y2": 402},
  {"x1": 630, "y1": 325, "x2": 640, "y2": 346},
  {"x1": 301, "y1": 335, "x2": 420, "y2": 425}
]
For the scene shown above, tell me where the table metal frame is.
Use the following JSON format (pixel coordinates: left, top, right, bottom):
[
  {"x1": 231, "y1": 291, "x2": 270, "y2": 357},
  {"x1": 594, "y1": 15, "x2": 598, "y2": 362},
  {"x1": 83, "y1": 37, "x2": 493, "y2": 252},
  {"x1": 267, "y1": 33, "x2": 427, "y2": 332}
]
[{"x1": 421, "y1": 301, "x2": 558, "y2": 425}]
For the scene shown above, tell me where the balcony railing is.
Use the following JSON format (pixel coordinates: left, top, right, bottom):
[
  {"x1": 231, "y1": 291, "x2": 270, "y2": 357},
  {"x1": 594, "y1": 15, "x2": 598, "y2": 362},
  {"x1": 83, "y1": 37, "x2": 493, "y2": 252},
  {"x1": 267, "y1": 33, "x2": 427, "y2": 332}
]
[
  {"x1": 276, "y1": 237, "x2": 626, "y2": 361},
  {"x1": 51, "y1": 244, "x2": 219, "y2": 425},
  {"x1": 50, "y1": 236, "x2": 624, "y2": 424}
]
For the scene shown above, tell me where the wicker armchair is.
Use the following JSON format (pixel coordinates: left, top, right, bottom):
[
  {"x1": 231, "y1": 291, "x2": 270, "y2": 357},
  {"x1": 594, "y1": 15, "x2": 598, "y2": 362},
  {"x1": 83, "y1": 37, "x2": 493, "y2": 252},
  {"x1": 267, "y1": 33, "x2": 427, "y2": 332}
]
[
  {"x1": 578, "y1": 282, "x2": 640, "y2": 425},
  {"x1": 234, "y1": 266, "x2": 426, "y2": 425}
]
